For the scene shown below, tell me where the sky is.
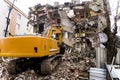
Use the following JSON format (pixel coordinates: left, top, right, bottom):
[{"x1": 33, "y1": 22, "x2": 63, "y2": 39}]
[
  {"x1": 13, "y1": 0, "x2": 72, "y2": 14},
  {"x1": 9, "y1": 0, "x2": 120, "y2": 22},
  {"x1": 9, "y1": 0, "x2": 119, "y2": 16},
  {"x1": 11, "y1": 0, "x2": 92, "y2": 15}
]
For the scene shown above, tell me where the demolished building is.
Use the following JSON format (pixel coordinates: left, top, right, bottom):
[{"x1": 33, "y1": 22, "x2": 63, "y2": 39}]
[
  {"x1": 27, "y1": 0, "x2": 109, "y2": 53},
  {"x1": 0, "y1": 0, "x2": 116, "y2": 80}
]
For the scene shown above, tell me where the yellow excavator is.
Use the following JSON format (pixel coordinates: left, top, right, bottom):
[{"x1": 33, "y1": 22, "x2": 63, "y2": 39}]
[
  {"x1": 0, "y1": 24, "x2": 65, "y2": 74},
  {"x1": 0, "y1": 2, "x2": 65, "y2": 75}
]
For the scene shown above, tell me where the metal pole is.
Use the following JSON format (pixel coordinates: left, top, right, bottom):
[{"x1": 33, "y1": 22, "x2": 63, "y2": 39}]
[{"x1": 4, "y1": 0, "x2": 16, "y2": 37}]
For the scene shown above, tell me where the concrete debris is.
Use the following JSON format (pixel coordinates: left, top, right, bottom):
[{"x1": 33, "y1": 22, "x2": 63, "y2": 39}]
[
  {"x1": 89, "y1": 0, "x2": 101, "y2": 12},
  {"x1": 0, "y1": 50, "x2": 96, "y2": 80},
  {"x1": 0, "y1": 0, "x2": 110, "y2": 79},
  {"x1": 27, "y1": 0, "x2": 108, "y2": 51}
]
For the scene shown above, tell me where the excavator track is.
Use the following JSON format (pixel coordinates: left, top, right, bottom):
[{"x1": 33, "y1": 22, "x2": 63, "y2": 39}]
[
  {"x1": 7, "y1": 59, "x2": 18, "y2": 74},
  {"x1": 7, "y1": 54, "x2": 63, "y2": 75},
  {"x1": 7, "y1": 58, "x2": 31, "y2": 74},
  {"x1": 41, "y1": 54, "x2": 62, "y2": 75}
]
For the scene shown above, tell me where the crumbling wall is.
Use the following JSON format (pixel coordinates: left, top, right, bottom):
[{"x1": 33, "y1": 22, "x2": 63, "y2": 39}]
[{"x1": 0, "y1": 0, "x2": 112, "y2": 79}]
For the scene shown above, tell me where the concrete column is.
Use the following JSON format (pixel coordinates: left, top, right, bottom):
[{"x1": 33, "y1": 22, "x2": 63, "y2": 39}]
[
  {"x1": 96, "y1": 47, "x2": 107, "y2": 68},
  {"x1": 116, "y1": 48, "x2": 120, "y2": 64}
]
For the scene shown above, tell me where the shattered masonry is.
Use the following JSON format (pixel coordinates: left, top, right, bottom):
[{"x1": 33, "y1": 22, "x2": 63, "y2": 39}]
[{"x1": 0, "y1": 0, "x2": 110, "y2": 80}]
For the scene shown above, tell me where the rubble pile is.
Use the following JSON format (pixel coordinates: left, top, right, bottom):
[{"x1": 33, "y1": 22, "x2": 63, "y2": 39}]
[
  {"x1": 0, "y1": 51, "x2": 96, "y2": 80},
  {"x1": 0, "y1": 0, "x2": 110, "y2": 79},
  {"x1": 27, "y1": 0, "x2": 109, "y2": 52}
]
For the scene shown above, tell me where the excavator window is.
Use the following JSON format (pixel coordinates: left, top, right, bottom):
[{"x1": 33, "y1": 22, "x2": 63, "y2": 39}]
[
  {"x1": 51, "y1": 33, "x2": 59, "y2": 40},
  {"x1": 55, "y1": 34, "x2": 59, "y2": 40}
]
